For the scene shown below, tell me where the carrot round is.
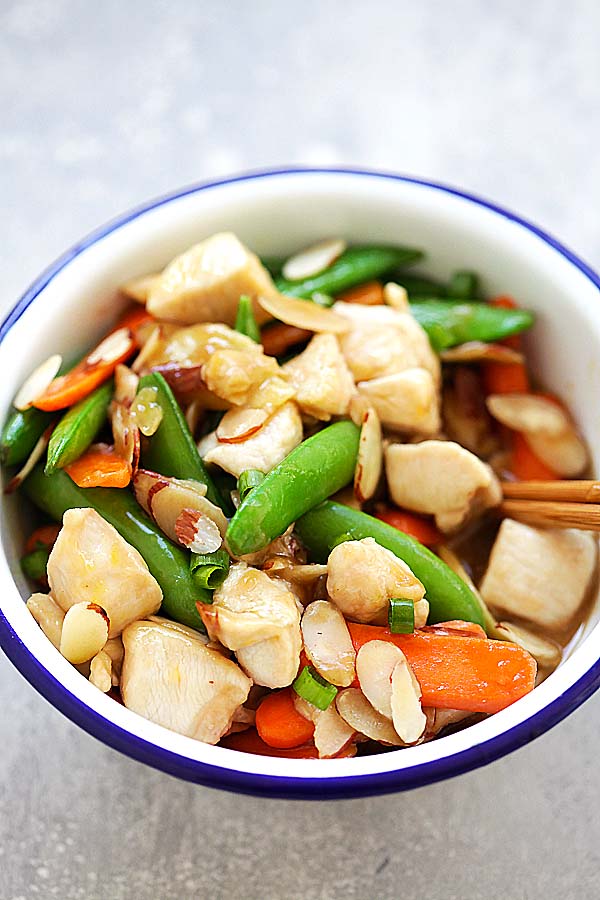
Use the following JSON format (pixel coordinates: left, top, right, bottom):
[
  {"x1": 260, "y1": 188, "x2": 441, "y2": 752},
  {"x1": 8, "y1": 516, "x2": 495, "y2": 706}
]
[
  {"x1": 347, "y1": 623, "x2": 537, "y2": 714},
  {"x1": 255, "y1": 688, "x2": 315, "y2": 749},
  {"x1": 375, "y1": 506, "x2": 442, "y2": 547},
  {"x1": 65, "y1": 445, "x2": 131, "y2": 488},
  {"x1": 25, "y1": 523, "x2": 61, "y2": 554},
  {"x1": 336, "y1": 280, "x2": 384, "y2": 306},
  {"x1": 484, "y1": 296, "x2": 530, "y2": 393},
  {"x1": 220, "y1": 728, "x2": 318, "y2": 758},
  {"x1": 510, "y1": 432, "x2": 559, "y2": 481}
]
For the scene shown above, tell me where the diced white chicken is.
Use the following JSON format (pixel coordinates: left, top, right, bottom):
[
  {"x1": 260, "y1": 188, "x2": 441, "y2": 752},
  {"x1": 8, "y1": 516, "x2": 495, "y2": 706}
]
[
  {"x1": 334, "y1": 302, "x2": 440, "y2": 384},
  {"x1": 358, "y1": 369, "x2": 440, "y2": 435},
  {"x1": 47, "y1": 508, "x2": 162, "y2": 638},
  {"x1": 283, "y1": 334, "x2": 355, "y2": 420},
  {"x1": 26, "y1": 592, "x2": 65, "y2": 649},
  {"x1": 147, "y1": 232, "x2": 278, "y2": 326},
  {"x1": 385, "y1": 440, "x2": 502, "y2": 532},
  {"x1": 327, "y1": 537, "x2": 425, "y2": 623},
  {"x1": 200, "y1": 563, "x2": 302, "y2": 688},
  {"x1": 121, "y1": 620, "x2": 251, "y2": 744},
  {"x1": 480, "y1": 519, "x2": 597, "y2": 631},
  {"x1": 198, "y1": 401, "x2": 303, "y2": 477}
]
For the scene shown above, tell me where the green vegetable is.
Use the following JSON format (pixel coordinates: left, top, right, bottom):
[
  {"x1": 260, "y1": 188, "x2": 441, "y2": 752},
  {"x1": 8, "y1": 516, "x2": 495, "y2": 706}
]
[
  {"x1": 226, "y1": 421, "x2": 360, "y2": 556},
  {"x1": 237, "y1": 469, "x2": 265, "y2": 502},
  {"x1": 138, "y1": 372, "x2": 231, "y2": 513},
  {"x1": 275, "y1": 245, "x2": 423, "y2": 299},
  {"x1": 391, "y1": 273, "x2": 448, "y2": 299},
  {"x1": 190, "y1": 549, "x2": 230, "y2": 591},
  {"x1": 0, "y1": 406, "x2": 54, "y2": 467},
  {"x1": 295, "y1": 501, "x2": 486, "y2": 629},
  {"x1": 388, "y1": 597, "x2": 415, "y2": 634},
  {"x1": 447, "y1": 270, "x2": 479, "y2": 300},
  {"x1": 23, "y1": 465, "x2": 209, "y2": 630},
  {"x1": 45, "y1": 381, "x2": 113, "y2": 474},
  {"x1": 310, "y1": 292, "x2": 335, "y2": 308},
  {"x1": 292, "y1": 665, "x2": 337, "y2": 710},
  {"x1": 410, "y1": 300, "x2": 534, "y2": 351},
  {"x1": 20, "y1": 546, "x2": 50, "y2": 581},
  {"x1": 234, "y1": 295, "x2": 261, "y2": 343},
  {"x1": 260, "y1": 255, "x2": 286, "y2": 278}
]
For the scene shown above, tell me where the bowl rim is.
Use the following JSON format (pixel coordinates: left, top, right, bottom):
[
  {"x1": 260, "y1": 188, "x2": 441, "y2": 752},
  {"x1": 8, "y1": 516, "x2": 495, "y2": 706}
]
[{"x1": 2, "y1": 166, "x2": 600, "y2": 800}]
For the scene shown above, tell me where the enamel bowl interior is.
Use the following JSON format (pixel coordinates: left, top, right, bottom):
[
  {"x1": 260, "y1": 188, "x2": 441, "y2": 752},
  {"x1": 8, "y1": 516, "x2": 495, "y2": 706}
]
[{"x1": 1, "y1": 169, "x2": 600, "y2": 799}]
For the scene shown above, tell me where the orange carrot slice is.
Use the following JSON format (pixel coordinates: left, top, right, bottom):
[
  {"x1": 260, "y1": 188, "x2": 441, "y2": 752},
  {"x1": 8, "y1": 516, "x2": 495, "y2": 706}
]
[
  {"x1": 337, "y1": 280, "x2": 384, "y2": 306},
  {"x1": 221, "y1": 728, "x2": 319, "y2": 758},
  {"x1": 25, "y1": 523, "x2": 61, "y2": 555},
  {"x1": 374, "y1": 506, "x2": 442, "y2": 547},
  {"x1": 510, "y1": 432, "x2": 560, "y2": 481},
  {"x1": 255, "y1": 688, "x2": 315, "y2": 749},
  {"x1": 261, "y1": 322, "x2": 311, "y2": 357},
  {"x1": 65, "y1": 444, "x2": 131, "y2": 488}
]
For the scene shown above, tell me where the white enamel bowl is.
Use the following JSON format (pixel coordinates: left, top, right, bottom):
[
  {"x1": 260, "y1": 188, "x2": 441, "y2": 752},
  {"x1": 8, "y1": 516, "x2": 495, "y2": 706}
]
[{"x1": 1, "y1": 169, "x2": 600, "y2": 799}]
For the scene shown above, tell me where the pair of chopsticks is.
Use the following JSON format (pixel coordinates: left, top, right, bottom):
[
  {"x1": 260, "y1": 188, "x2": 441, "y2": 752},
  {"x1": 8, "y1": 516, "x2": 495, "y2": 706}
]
[{"x1": 499, "y1": 481, "x2": 600, "y2": 531}]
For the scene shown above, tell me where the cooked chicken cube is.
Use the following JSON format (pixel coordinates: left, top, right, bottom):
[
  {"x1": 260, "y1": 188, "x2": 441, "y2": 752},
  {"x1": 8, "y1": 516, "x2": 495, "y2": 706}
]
[
  {"x1": 121, "y1": 620, "x2": 251, "y2": 744},
  {"x1": 198, "y1": 400, "x2": 303, "y2": 477},
  {"x1": 480, "y1": 519, "x2": 597, "y2": 630},
  {"x1": 283, "y1": 334, "x2": 355, "y2": 420},
  {"x1": 385, "y1": 440, "x2": 501, "y2": 532},
  {"x1": 147, "y1": 232, "x2": 278, "y2": 326},
  {"x1": 358, "y1": 369, "x2": 440, "y2": 435},
  {"x1": 334, "y1": 302, "x2": 440, "y2": 384},
  {"x1": 203, "y1": 348, "x2": 293, "y2": 409},
  {"x1": 200, "y1": 563, "x2": 302, "y2": 688},
  {"x1": 47, "y1": 508, "x2": 162, "y2": 637},
  {"x1": 327, "y1": 537, "x2": 425, "y2": 623}
]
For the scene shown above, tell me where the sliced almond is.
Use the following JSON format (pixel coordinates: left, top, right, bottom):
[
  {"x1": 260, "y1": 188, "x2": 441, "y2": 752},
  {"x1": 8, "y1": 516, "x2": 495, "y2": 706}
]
[
  {"x1": 132, "y1": 469, "x2": 222, "y2": 549},
  {"x1": 130, "y1": 385, "x2": 164, "y2": 437},
  {"x1": 293, "y1": 694, "x2": 321, "y2": 724},
  {"x1": 354, "y1": 406, "x2": 383, "y2": 502},
  {"x1": 89, "y1": 649, "x2": 113, "y2": 692},
  {"x1": 525, "y1": 429, "x2": 588, "y2": 477},
  {"x1": 175, "y1": 508, "x2": 223, "y2": 554},
  {"x1": 390, "y1": 655, "x2": 427, "y2": 743},
  {"x1": 216, "y1": 407, "x2": 268, "y2": 443},
  {"x1": 114, "y1": 364, "x2": 139, "y2": 405},
  {"x1": 356, "y1": 640, "x2": 404, "y2": 718},
  {"x1": 26, "y1": 592, "x2": 65, "y2": 649},
  {"x1": 120, "y1": 273, "x2": 161, "y2": 303},
  {"x1": 424, "y1": 707, "x2": 473, "y2": 739},
  {"x1": 441, "y1": 342, "x2": 524, "y2": 364},
  {"x1": 59, "y1": 601, "x2": 110, "y2": 665},
  {"x1": 486, "y1": 393, "x2": 568, "y2": 436},
  {"x1": 301, "y1": 600, "x2": 356, "y2": 687},
  {"x1": 13, "y1": 354, "x2": 62, "y2": 410},
  {"x1": 383, "y1": 282, "x2": 409, "y2": 311},
  {"x1": 313, "y1": 703, "x2": 356, "y2": 758},
  {"x1": 336, "y1": 688, "x2": 404, "y2": 745},
  {"x1": 86, "y1": 327, "x2": 134, "y2": 367},
  {"x1": 258, "y1": 293, "x2": 351, "y2": 335},
  {"x1": 263, "y1": 560, "x2": 328, "y2": 585},
  {"x1": 112, "y1": 403, "x2": 140, "y2": 471},
  {"x1": 282, "y1": 238, "x2": 346, "y2": 281},
  {"x1": 149, "y1": 362, "x2": 208, "y2": 400},
  {"x1": 349, "y1": 393, "x2": 371, "y2": 427},
  {"x1": 495, "y1": 621, "x2": 561, "y2": 669},
  {"x1": 132, "y1": 325, "x2": 166, "y2": 374},
  {"x1": 414, "y1": 598, "x2": 430, "y2": 629},
  {"x1": 4, "y1": 425, "x2": 52, "y2": 494}
]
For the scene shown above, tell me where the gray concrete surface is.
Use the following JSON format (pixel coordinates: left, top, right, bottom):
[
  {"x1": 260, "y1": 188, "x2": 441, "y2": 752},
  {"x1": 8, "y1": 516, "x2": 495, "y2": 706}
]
[{"x1": 1, "y1": 1, "x2": 600, "y2": 897}]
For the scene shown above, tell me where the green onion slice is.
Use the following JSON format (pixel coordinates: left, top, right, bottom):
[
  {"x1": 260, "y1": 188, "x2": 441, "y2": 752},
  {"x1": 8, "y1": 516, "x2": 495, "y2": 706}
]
[
  {"x1": 237, "y1": 469, "x2": 265, "y2": 502},
  {"x1": 388, "y1": 597, "x2": 415, "y2": 634},
  {"x1": 190, "y1": 549, "x2": 230, "y2": 592},
  {"x1": 292, "y1": 665, "x2": 338, "y2": 711},
  {"x1": 235, "y1": 294, "x2": 261, "y2": 343}
]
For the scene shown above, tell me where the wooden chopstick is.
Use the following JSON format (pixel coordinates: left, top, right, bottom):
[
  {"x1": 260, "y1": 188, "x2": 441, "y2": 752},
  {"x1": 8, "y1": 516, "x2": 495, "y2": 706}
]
[
  {"x1": 499, "y1": 499, "x2": 600, "y2": 531},
  {"x1": 500, "y1": 480, "x2": 600, "y2": 504}
]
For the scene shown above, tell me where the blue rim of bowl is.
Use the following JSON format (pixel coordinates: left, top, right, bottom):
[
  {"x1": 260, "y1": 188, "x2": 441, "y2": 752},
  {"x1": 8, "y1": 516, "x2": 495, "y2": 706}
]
[{"x1": 1, "y1": 167, "x2": 600, "y2": 799}]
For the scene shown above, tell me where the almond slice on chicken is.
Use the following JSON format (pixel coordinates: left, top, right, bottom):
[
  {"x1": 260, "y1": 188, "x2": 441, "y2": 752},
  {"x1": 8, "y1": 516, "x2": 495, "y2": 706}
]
[{"x1": 301, "y1": 600, "x2": 356, "y2": 687}]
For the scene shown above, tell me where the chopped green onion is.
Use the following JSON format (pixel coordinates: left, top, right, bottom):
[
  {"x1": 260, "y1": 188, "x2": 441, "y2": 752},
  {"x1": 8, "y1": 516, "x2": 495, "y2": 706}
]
[
  {"x1": 235, "y1": 295, "x2": 261, "y2": 343},
  {"x1": 292, "y1": 665, "x2": 338, "y2": 710},
  {"x1": 388, "y1": 598, "x2": 415, "y2": 634},
  {"x1": 237, "y1": 469, "x2": 265, "y2": 502},
  {"x1": 20, "y1": 547, "x2": 50, "y2": 582},
  {"x1": 447, "y1": 270, "x2": 479, "y2": 301},
  {"x1": 190, "y1": 549, "x2": 230, "y2": 592}
]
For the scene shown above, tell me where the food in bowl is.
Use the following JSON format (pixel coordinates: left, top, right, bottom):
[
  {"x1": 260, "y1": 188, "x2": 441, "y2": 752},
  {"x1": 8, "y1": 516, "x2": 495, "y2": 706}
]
[{"x1": 1, "y1": 230, "x2": 595, "y2": 761}]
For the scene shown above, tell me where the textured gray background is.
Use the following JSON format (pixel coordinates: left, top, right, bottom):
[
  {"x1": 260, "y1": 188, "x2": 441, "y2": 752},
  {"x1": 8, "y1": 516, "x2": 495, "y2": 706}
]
[{"x1": 1, "y1": 2, "x2": 600, "y2": 898}]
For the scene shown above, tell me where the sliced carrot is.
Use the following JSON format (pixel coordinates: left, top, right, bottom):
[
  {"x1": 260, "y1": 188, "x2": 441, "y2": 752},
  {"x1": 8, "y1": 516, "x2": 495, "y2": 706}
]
[
  {"x1": 374, "y1": 506, "x2": 442, "y2": 547},
  {"x1": 255, "y1": 688, "x2": 315, "y2": 749},
  {"x1": 336, "y1": 280, "x2": 384, "y2": 306},
  {"x1": 510, "y1": 432, "x2": 559, "y2": 481},
  {"x1": 25, "y1": 523, "x2": 61, "y2": 555},
  {"x1": 261, "y1": 322, "x2": 311, "y2": 357},
  {"x1": 483, "y1": 296, "x2": 530, "y2": 393},
  {"x1": 347, "y1": 623, "x2": 536, "y2": 714},
  {"x1": 221, "y1": 728, "x2": 319, "y2": 758},
  {"x1": 114, "y1": 305, "x2": 154, "y2": 337},
  {"x1": 65, "y1": 444, "x2": 131, "y2": 488}
]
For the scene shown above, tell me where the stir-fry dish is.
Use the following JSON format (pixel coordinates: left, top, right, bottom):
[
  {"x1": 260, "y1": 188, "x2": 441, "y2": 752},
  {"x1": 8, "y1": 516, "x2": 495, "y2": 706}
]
[{"x1": 2, "y1": 233, "x2": 596, "y2": 759}]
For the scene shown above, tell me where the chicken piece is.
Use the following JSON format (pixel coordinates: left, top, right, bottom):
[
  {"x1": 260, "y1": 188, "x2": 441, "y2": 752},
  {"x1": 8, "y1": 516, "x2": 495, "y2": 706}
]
[
  {"x1": 200, "y1": 563, "x2": 302, "y2": 688},
  {"x1": 147, "y1": 232, "x2": 278, "y2": 326},
  {"x1": 282, "y1": 334, "x2": 355, "y2": 420},
  {"x1": 327, "y1": 537, "x2": 425, "y2": 624},
  {"x1": 141, "y1": 322, "x2": 262, "y2": 370},
  {"x1": 121, "y1": 620, "x2": 251, "y2": 744},
  {"x1": 480, "y1": 519, "x2": 597, "y2": 631},
  {"x1": 203, "y1": 348, "x2": 293, "y2": 409},
  {"x1": 334, "y1": 302, "x2": 440, "y2": 384},
  {"x1": 198, "y1": 401, "x2": 303, "y2": 477},
  {"x1": 47, "y1": 508, "x2": 162, "y2": 638},
  {"x1": 385, "y1": 440, "x2": 502, "y2": 533},
  {"x1": 358, "y1": 369, "x2": 440, "y2": 435}
]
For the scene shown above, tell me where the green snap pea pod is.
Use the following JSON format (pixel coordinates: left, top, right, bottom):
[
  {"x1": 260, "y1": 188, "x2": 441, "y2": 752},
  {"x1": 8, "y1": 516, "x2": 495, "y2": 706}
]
[
  {"x1": 138, "y1": 372, "x2": 231, "y2": 513},
  {"x1": 23, "y1": 465, "x2": 209, "y2": 629},
  {"x1": 226, "y1": 420, "x2": 360, "y2": 556},
  {"x1": 409, "y1": 300, "x2": 534, "y2": 352},
  {"x1": 235, "y1": 295, "x2": 261, "y2": 343},
  {"x1": 45, "y1": 381, "x2": 113, "y2": 474},
  {"x1": 260, "y1": 255, "x2": 286, "y2": 278},
  {"x1": 447, "y1": 270, "x2": 480, "y2": 300},
  {"x1": 390, "y1": 273, "x2": 448, "y2": 299},
  {"x1": 20, "y1": 546, "x2": 50, "y2": 581},
  {"x1": 294, "y1": 501, "x2": 486, "y2": 629},
  {"x1": 0, "y1": 406, "x2": 54, "y2": 467},
  {"x1": 275, "y1": 245, "x2": 423, "y2": 299}
]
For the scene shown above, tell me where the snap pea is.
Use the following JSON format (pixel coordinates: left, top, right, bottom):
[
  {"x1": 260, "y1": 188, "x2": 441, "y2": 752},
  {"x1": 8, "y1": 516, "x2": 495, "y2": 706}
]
[
  {"x1": 294, "y1": 501, "x2": 486, "y2": 629},
  {"x1": 0, "y1": 406, "x2": 54, "y2": 467},
  {"x1": 409, "y1": 300, "x2": 534, "y2": 351},
  {"x1": 391, "y1": 273, "x2": 448, "y2": 299},
  {"x1": 45, "y1": 381, "x2": 113, "y2": 474},
  {"x1": 235, "y1": 295, "x2": 261, "y2": 343},
  {"x1": 138, "y1": 372, "x2": 231, "y2": 513},
  {"x1": 226, "y1": 420, "x2": 360, "y2": 556},
  {"x1": 20, "y1": 546, "x2": 50, "y2": 581},
  {"x1": 275, "y1": 245, "x2": 423, "y2": 299},
  {"x1": 447, "y1": 270, "x2": 479, "y2": 300},
  {"x1": 23, "y1": 465, "x2": 209, "y2": 629}
]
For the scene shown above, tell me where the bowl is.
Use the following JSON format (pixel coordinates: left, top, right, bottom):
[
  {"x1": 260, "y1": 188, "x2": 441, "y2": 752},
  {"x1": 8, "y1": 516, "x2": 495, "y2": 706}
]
[{"x1": 2, "y1": 168, "x2": 600, "y2": 799}]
